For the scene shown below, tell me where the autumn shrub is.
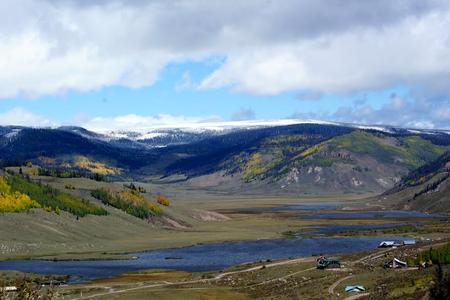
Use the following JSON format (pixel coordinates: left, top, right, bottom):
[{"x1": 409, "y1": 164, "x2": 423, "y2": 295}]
[
  {"x1": 91, "y1": 188, "x2": 162, "y2": 219},
  {"x1": 148, "y1": 202, "x2": 162, "y2": 215},
  {"x1": 5, "y1": 175, "x2": 107, "y2": 217},
  {"x1": 0, "y1": 176, "x2": 41, "y2": 212},
  {"x1": 156, "y1": 195, "x2": 170, "y2": 206}
]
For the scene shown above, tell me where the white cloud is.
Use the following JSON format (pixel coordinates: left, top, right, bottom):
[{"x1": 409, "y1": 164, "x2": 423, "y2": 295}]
[
  {"x1": 201, "y1": 11, "x2": 450, "y2": 95},
  {"x1": 0, "y1": 0, "x2": 449, "y2": 98},
  {"x1": 0, "y1": 0, "x2": 449, "y2": 129},
  {"x1": 0, "y1": 107, "x2": 55, "y2": 127},
  {"x1": 294, "y1": 93, "x2": 450, "y2": 129},
  {"x1": 0, "y1": 0, "x2": 173, "y2": 98}
]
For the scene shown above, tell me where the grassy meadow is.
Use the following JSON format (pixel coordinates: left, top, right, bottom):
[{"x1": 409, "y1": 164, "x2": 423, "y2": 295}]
[
  {"x1": 55, "y1": 241, "x2": 447, "y2": 300},
  {"x1": 0, "y1": 172, "x2": 373, "y2": 261},
  {"x1": 0, "y1": 169, "x2": 449, "y2": 299},
  {"x1": 1, "y1": 170, "x2": 445, "y2": 261}
]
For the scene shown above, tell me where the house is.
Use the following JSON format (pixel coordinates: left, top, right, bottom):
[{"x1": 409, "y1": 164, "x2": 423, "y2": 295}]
[
  {"x1": 385, "y1": 258, "x2": 408, "y2": 268},
  {"x1": 345, "y1": 285, "x2": 366, "y2": 293},
  {"x1": 379, "y1": 241, "x2": 395, "y2": 248},
  {"x1": 403, "y1": 240, "x2": 416, "y2": 245}
]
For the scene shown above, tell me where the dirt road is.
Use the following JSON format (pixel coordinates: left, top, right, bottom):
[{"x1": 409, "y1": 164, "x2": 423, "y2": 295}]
[
  {"x1": 328, "y1": 275, "x2": 354, "y2": 295},
  {"x1": 343, "y1": 292, "x2": 370, "y2": 300}
]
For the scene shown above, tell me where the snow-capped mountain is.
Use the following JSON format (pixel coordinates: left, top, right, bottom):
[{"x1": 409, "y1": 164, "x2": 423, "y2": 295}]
[
  {"x1": 2, "y1": 119, "x2": 447, "y2": 150},
  {"x1": 75, "y1": 119, "x2": 450, "y2": 148},
  {"x1": 87, "y1": 119, "x2": 336, "y2": 147},
  {"x1": 0, "y1": 121, "x2": 449, "y2": 195}
]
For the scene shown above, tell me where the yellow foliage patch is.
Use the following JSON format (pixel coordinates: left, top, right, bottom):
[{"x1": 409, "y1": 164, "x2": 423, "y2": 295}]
[
  {"x1": 74, "y1": 156, "x2": 121, "y2": 175},
  {"x1": 157, "y1": 195, "x2": 171, "y2": 206},
  {"x1": 119, "y1": 190, "x2": 162, "y2": 215},
  {"x1": 0, "y1": 177, "x2": 41, "y2": 212},
  {"x1": 242, "y1": 153, "x2": 266, "y2": 181},
  {"x1": 147, "y1": 202, "x2": 162, "y2": 215},
  {"x1": 295, "y1": 144, "x2": 323, "y2": 159},
  {"x1": 119, "y1": 190, "x2": 147, "y2": 206}
]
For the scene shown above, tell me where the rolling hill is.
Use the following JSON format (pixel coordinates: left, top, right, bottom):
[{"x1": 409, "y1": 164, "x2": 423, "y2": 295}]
[
  {"x1": 0, "y1": 126, "x2": 159, "y2": 171},
  {"x1": 1, "y1": 122, "x2": 449, "y2": 194},
  {"x1": 380, "y1": 150, "x2": 450, "y2": 212},
  {"x1": 162, "y1": 126, "x2": 450, "y2": 194}
]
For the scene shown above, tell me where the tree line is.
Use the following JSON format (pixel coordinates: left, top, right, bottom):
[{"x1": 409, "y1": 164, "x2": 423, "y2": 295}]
[
  {"x1": 38, "y1": 168, "x2": 107, "y2": 181},
  {"x1": 2, "y1": 174, "x2": 107, "y2": 217},
  {"x1": 91, "y1": 188, "x2": 163, "y2": 219},
  {"x1": 412, "y1": 172, "x2": 449, "y2": 199}
]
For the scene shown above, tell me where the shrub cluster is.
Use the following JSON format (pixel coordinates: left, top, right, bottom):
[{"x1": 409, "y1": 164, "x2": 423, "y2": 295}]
[
  {"x1": 38, "y1": 168, "x2": 106, "y2": 181},
  {"x1": 156, "y1": 195, "x2": 170, "y2": 206},
  {"x1": 91, "y1": 188, "x2": 162, "y2": 219},
  {"x1": 411, "y1": 243, "x2": 450, "y2": 266},
  {"x1": 5, "y1": 175, "x2": 107, "y2": 217},
  {"x1": 123, "y1": 182, "x2": 146, "y2": 193},
  {"x1": 0, "y1": 176, "x2": 41, "y2": 212}
]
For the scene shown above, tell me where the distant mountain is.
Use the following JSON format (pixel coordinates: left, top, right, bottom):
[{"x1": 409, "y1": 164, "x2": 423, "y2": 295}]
[
  {"x1": 0, "y1": 122, "x2": 449, "y2": 194},
  {"x1": 163, "y1": 126, "x2": 450, "y2": 194},
  {"x1": 84, "y1": 119, "x2": 450, "y2": 148},
  {"x1": 0, "y1": 126, "x2": 157, "y2": 169},
  {"x1": 101, "y1": 129, "x2": 222, "y2": 148},
  {"x1": 380, "y1": 150, "x2": 450, "y2": 212},
  {"x1": 85, "y1": 119, "x2": 333, "y2": 148}
]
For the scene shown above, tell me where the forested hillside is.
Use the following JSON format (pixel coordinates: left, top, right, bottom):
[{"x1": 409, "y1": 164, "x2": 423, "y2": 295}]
[
  {"x1": 167, "y1": 128, "x2": 449, "y2": 194},
  {"x1": 0, "y1": 173, "x2": 107, "y2": 217},
  {"x1": 381, "y1": 150, "x2": 450, "y2": 212},
  {"x1": 1, "y1": 124, "x2": 449, "y2": 194}
]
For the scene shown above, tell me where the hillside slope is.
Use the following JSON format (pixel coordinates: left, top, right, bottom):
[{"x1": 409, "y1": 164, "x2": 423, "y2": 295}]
[
  {"x1": 172, "y1": 129, "x2": 449, "y2": 194},
  {"x1": 1, "y1": 124, "x2": 449, "y2": 194},
  {"x1": 0, "y1": 127, "x2": 161, "y2": 172},
  {"x1": 380, "y1": 151, "x2": 450, "y2": 212}
]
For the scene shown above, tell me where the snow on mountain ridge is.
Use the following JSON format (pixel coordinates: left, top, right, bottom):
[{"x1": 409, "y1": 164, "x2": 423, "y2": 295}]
[
  {"x1": 60, "y1": 119, "x2": 450, "y2": 148},
  {"x1": 93, "y1": 119, "x2": 337, "y2": 138}
]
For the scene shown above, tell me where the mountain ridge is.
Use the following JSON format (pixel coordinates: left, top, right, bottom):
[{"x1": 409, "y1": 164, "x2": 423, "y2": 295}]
[
  {"x1": 379, "y1": 150, "x2": 450, "y2": 212},
  {"x1": 1, "y1": 122, "x2": 449, "y2": 194}
]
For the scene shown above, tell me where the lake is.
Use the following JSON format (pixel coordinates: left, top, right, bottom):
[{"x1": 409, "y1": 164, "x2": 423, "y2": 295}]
[
  {"x1": 0, "y1": 203, "x2": 430, "y2": 282},
  {"x1": 311, "y1": 223, "x2": 417, "y2": 234},
  {"x1": 240, "y1": 201, "x2": 345, "y2": 212},
  {"x1": 296, "y1": 210, "x2": 439, "y2": 219},
  {"x1": 0, "y1": 236, "x2": 409, "y2": 282},
  {"x1": 241, "y1": 203, "x2": 438, "y2": 219}
]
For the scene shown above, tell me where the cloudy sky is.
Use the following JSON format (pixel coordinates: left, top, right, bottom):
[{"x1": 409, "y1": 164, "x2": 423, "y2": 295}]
[{"x1": 0, "y1": 0, "x2": 449, "y2": 130}]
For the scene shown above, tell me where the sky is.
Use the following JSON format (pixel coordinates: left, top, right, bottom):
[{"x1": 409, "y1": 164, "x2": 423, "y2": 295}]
[{"x1": 0, "y1": 0, "x2": 449, "y2": 131}]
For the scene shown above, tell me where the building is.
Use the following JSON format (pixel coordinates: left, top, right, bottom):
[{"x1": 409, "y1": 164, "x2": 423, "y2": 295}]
[
  {"x1": 385, "y1": 258, "x2": 408, "y2": 268},
  {"x1": 379, "y1": 241, "x2": 395, "y2": 248},
  {"x1": 345, "y1": 285, "x2": 365, "y2": 293},
  {"x1": 403, "y1": 240, "x2": 416, "y2": 245}
]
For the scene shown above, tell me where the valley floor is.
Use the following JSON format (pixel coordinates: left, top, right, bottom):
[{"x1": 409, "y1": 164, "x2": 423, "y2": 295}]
[
  {"x1": 0, "y1": 176, "x2": 375, "y2": 261},
  {"x1": 54, "y1": 239, "x2": 447, "y2": 300},
  {"x1": 1, "y1": 176, "x2": 449, "y2": 299}
]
